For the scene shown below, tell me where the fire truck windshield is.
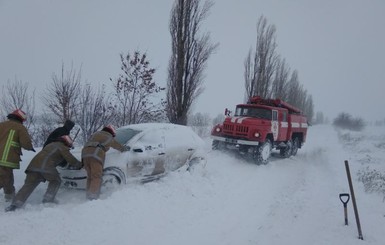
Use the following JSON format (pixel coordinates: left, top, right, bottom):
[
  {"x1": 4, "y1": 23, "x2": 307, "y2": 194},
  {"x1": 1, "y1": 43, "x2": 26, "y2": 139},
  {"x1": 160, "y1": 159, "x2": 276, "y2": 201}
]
[{"x1": 234, "y1": 106, "x2": 272, "y2": 120}]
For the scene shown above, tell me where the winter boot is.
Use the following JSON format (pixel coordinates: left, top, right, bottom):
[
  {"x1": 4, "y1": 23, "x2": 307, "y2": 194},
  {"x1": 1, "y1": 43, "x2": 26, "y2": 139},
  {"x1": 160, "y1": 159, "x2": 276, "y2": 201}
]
[
  {"x1": 4, "y1": 192, "x2": 15, "y2": 202},
  {"x1": 5, "y1": 204, "x2": 17, "y2": 212},
  {"x1": 42, "y1": 198, "x2": 59, "y2": 205}
]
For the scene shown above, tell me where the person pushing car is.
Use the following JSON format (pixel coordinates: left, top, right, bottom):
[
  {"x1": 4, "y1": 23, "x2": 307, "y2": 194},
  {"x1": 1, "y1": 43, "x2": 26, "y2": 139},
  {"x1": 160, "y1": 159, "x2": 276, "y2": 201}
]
[
  {"x1": 43, "y1": 119, "x2": 75, "y2": 148},
  {"x1": 5, "y1": 135, "x2": 82, "y2": 212},
  {"x1": 81, "y1": 125, "x2": 125, "y2": 200}
]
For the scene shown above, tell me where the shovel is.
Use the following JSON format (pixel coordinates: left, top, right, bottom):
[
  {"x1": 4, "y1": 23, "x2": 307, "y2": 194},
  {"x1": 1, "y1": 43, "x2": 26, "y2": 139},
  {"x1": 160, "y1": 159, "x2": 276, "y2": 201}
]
[{"x1": 339, "y1": 193, "x2": 350, "y2": 225}]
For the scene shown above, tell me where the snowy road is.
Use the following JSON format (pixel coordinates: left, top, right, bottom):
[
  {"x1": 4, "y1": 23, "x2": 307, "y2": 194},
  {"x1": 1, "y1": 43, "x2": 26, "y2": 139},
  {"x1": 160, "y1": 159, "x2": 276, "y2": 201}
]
[{"x1": 1, "y1": 125, "x2": 384, "y2": 245}]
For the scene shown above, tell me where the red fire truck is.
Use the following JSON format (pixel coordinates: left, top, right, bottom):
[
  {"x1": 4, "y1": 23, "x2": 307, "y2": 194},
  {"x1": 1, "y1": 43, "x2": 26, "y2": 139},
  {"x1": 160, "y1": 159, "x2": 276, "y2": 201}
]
[{"x1": 211, "y1": 96, "x2": 308, "y2": 164}]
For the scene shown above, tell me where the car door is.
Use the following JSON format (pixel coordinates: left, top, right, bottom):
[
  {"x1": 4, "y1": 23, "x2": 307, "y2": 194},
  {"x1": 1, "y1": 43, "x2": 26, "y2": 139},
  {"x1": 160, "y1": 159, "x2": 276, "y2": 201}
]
[
  {"x1": 278, "y1": 110, "x2": 289, "y2": 141},
  {"x1": 163, "y1": 126, "x2": 193, "y2": 171},
  {"x1": 271, "y1": 110, "x2": 279, "y2": 141},
  {"x1": 128, "y1": 128, "x2": 167, "y2": 176}
]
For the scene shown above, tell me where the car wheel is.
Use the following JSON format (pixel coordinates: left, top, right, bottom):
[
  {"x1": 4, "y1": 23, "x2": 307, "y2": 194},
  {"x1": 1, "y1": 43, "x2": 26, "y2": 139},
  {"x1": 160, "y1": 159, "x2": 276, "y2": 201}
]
[
  {"x1": 187, "y1": 157, "x2": 205, "y2": 172},
  {"x1": 102, "y1": 167, "x2": 126, "y2": 190}
]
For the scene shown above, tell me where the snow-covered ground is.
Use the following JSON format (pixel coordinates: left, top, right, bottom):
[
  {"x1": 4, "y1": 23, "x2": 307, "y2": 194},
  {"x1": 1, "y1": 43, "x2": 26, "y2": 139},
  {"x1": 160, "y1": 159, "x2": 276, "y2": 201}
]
[{"x1": 1, "y1": 124, "x2": 384, "y2": 245}]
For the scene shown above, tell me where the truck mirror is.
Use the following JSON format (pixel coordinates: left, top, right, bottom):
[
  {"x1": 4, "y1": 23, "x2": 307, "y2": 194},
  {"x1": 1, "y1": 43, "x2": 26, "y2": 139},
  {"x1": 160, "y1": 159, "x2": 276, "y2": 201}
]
[{"x1": 225, "y1": 108, "x2": 231, "y2": 116}]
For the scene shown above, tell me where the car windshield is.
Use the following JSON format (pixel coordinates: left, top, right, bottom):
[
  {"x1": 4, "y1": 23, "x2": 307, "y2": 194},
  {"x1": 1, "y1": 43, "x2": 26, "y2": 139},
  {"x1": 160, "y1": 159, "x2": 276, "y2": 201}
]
[
  {"x1": 115, "y1": 128, "x2": 142, "y2": 145},
  {"x1": 234, "y1": 106, "x2": 272, "y2": 120}
]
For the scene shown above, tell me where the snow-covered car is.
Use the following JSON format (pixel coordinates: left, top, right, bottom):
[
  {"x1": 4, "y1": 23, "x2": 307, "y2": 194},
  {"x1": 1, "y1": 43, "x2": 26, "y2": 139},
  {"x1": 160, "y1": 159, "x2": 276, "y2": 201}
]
[{"x1": 59, "y1": 123, "x2": 207, "y2": 189}]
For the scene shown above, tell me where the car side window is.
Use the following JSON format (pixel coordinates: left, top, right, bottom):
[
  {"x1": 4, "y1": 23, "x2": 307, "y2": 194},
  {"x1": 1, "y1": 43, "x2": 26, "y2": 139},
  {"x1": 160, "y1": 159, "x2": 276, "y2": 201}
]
[
  {"x1": 163, "y1": 128, "x2": 190, "y2": 148},
  {"x1": 138, "y1": 130, "x2": 165, "y2": 150}
]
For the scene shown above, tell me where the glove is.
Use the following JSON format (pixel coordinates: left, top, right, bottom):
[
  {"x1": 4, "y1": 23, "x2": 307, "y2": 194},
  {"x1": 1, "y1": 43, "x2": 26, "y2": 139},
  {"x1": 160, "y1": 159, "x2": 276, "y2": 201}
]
[
  {"x1": 123, "y1": 145, "x2": 131, "y2": 152},
  {"x1": 58, "y1": 160, "x2": 68, "y2": 167}
]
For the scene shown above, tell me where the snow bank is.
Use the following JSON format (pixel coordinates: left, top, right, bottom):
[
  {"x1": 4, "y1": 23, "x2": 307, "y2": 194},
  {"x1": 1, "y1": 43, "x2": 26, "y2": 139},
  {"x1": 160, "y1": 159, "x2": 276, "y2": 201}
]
[{"x1": 1, "y1": 124, "x2": 384, "y2": 245}]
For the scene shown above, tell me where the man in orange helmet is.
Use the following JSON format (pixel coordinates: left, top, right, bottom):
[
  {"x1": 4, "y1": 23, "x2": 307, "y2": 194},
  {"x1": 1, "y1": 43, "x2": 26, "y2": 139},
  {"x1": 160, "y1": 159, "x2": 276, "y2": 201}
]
[
  {"x1": 0, "y1": 109, "x2": 35, "y2": 202},
  {"x1": 82, "y1": 125, "x2": 125, "y2": 200}
]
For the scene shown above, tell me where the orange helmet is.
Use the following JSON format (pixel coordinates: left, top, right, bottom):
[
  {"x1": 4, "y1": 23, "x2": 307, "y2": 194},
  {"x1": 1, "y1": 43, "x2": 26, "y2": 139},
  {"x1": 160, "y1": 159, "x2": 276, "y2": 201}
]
[
  {"x1": 60, "y1": 135, "x2": 74, "y2": 148},
  {"x1": 102, "y1": 124, "x2": 116, "y2": 137},
  {"x1": 9, "y1": 109, "x2": 27, "y2": 122}
]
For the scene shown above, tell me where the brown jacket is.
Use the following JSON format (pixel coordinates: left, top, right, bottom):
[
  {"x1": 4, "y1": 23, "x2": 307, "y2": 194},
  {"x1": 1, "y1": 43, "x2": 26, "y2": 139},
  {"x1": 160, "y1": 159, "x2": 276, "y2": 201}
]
[
  {"x1": 81, "y1": 131, "x2": 124, "y2": 164},
  {"x1": 0, "y1": 119, "x2": 34, "y2": 169},
  {"x1": 26, "y1": 142, "x2": 81, "y2": 175}
]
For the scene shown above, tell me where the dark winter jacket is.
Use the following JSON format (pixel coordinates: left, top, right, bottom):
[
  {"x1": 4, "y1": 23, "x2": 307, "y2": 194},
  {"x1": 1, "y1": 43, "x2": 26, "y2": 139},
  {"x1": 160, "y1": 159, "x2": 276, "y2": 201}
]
[
  {"x1": 27, "y1": 141, "x2": 81, "y2": 175},
  {"x1": 82, "y1": 131, "x2": 124, "y2": 164},
  {"x1": 0, "y1": 119, "x2": 34, "y2": 169},
  {"x1": 43, "y1": 120, "x2": 75, "y2": 147}
]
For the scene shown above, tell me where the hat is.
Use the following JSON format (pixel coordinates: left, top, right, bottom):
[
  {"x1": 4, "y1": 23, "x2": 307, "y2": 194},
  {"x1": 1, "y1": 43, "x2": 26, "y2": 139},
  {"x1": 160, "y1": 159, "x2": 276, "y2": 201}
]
[
  {"x1": 60, "y1": 135, "x2": 74, "y2": 148},
  {"x1": 102, "y1": 124, "x2": 116, "y2": 137},
  {"x1": 8, "y1": 109, "x2": 27, "y2": 122}
]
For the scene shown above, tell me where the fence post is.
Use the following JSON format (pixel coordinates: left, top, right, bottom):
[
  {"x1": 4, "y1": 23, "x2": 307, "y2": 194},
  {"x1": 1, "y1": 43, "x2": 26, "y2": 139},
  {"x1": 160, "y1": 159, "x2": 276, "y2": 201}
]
[{"x1": 344, "y1": 160, "x2": 363, "y2": 240}]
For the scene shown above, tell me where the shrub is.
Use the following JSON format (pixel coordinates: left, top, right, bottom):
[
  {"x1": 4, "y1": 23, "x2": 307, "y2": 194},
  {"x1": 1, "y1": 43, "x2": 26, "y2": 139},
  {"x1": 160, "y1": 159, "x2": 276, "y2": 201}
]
[
  {"x1": 357, "y1": 167, "x2": 385, "y2": 200},
  {"x1": 333, "y1": 112, "x2": 365, "y2": 131}
]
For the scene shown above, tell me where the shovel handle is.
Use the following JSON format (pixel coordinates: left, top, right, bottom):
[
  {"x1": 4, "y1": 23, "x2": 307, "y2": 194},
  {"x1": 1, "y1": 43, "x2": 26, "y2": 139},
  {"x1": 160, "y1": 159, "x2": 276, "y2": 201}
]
[{"x1": 339, "y1": 193, "x2": 350, "y2": 205}]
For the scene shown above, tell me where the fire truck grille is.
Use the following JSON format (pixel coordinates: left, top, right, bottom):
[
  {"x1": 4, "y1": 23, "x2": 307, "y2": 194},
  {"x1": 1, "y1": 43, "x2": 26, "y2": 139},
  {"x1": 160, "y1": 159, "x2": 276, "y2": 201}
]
[{"x1": 223, "y1": 123, "x2": 249, "y2": 136}]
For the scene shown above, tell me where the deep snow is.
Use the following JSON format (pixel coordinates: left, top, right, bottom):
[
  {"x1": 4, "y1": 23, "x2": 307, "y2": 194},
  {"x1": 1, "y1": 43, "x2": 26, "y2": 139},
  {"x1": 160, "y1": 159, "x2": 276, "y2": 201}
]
[{"x1": 1, "y1": 124, "x2": 384, "y2": 245}]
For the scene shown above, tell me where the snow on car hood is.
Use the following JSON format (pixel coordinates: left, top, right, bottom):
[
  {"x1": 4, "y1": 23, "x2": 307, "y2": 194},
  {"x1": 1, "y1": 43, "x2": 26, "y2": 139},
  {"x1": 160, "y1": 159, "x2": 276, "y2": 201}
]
[{"x1": 71, "y1": 123, "x2": 207, "y2": 162}]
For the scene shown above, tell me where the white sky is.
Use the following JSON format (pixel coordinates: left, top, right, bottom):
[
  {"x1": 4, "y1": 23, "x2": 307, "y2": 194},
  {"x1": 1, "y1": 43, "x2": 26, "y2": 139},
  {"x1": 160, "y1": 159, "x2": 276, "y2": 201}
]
[{"x1": 1, "y1": 0, "x2": 385, "y2": 121}]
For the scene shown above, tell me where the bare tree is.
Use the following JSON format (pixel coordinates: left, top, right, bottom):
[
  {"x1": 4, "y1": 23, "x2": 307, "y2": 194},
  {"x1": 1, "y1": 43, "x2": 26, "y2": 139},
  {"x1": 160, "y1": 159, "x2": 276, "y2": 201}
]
[
  {"x1": 212, "y1": 113, "x2": 225, "y2": 126},
  {"x1": 43, "y1": 63, "x2": 81, "y2": 123},
  {"x1": 0, "y1": 78, "x2": 36, "y2": 129},
  {"x1": 0, "y1": 78, "x2": 35, "y2": 121},
  {"x1": 188, "y1": 112, "x2": 211, "y2": 137},
  {"x1": 303, "y1": 94, "x2": 314, "y2": 123},
  {"x1": 286, "y1": 70, "x2": 301, "y2": 107},
  {"x1": 285, "y1": 70, "x2": 314, "y2": 120},
  {"x1": 167, "y1": 0, "x2": 218, "y2": 125},
  {"x1": 32, "y1": 112, "x2": 57, "y2": 147},
  {"x1": 314, "y1": 111, "x2": 325, "y2": 125},
  {"x1": 244, "y1": 16, "x2": 278, "y2": 100},
  {"x1": 243, "y1": 16, "x2": 314, "y2": 122},
  {"x1": 110, "y1": 51, "x2": 165, "y2": 127},
  {"x1": 243, "y1": 50, "x2": 254, "y2": 102},
  {"x1": 271, "y1": 57, "x2": 290, "y2": 101},
  {"x1": 76, "y1": 84, "x2": 115, "y2": 144}
]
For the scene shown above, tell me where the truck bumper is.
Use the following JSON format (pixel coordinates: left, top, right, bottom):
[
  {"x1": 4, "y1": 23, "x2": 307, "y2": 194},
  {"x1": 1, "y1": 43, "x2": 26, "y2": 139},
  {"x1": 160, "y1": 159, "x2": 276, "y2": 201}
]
[{"x1": 211, "y1": 136, "x2": 260, "y2": 146}]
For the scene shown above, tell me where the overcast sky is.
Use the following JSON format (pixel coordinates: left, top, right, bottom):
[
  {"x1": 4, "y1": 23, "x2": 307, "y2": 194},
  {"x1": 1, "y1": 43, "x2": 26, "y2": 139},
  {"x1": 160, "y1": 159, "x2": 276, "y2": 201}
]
[{"x1": 1, "y1": 0, "x2": 384, "y2": 122}]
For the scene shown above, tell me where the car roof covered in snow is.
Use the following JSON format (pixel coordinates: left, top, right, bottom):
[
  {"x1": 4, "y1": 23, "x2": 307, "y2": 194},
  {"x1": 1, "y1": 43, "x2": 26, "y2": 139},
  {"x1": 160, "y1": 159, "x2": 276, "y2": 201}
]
[{"x1": 117, "y1": 123, "x2": 190, "y2": 132}]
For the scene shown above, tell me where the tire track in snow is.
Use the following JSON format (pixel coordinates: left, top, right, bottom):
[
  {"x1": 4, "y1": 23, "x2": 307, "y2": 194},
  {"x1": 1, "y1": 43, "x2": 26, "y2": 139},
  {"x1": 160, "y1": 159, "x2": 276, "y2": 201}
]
[{"x1": 253, "y1": 126, "x2": 352, "y2": 244}]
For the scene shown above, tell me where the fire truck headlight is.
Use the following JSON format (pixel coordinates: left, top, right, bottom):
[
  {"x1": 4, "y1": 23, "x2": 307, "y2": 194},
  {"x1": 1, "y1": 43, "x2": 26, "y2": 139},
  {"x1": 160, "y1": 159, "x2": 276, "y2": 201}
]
[
  {"x1": 254, "y1": 132, "x2": 260, "y2": 138},
  {"x1": 215, "y1": 127, "x2": 221, "y2": 133}
]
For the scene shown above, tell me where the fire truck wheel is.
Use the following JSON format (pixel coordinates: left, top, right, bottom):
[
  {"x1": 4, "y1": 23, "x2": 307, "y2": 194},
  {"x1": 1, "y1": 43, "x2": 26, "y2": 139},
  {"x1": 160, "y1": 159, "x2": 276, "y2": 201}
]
[
  {"x1": 255, "y1": 140, "x2": 272, "y2": 165},
  {"x1": 291, "y1": 138, "x2": 299, "y2": 156},
  {"x1": 280, "y1": 140, "x2": 292, "y2": 158},
  {"x1": 212, "y1": 140, "x2": 222, "y2": 150}
]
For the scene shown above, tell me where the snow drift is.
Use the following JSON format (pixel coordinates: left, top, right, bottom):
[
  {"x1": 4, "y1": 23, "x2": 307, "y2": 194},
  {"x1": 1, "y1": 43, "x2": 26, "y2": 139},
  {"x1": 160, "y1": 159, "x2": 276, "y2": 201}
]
[{"x1": 1, "y1": 124, "x2": 384, "y2": 245}]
